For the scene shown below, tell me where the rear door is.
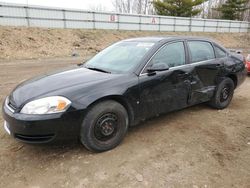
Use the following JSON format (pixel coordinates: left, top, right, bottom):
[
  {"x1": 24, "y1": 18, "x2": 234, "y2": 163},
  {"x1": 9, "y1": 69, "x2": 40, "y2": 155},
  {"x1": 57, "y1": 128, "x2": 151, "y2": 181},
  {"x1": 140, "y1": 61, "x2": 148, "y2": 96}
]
[{"x1": 186, "y1": 40, "x2": 224, "y2": 104}]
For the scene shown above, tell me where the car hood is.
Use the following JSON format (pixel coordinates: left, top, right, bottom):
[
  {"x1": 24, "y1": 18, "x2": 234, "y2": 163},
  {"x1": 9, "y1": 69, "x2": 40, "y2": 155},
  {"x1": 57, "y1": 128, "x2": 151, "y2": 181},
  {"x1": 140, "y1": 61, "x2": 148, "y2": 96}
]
[{"x1": 9, "y1": 66, "x2": 119, "y2": 108}]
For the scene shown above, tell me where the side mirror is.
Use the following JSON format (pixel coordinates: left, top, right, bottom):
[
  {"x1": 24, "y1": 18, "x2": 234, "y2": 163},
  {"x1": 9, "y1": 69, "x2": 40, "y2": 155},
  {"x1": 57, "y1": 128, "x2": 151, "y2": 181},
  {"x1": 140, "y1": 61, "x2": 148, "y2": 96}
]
[{"x1": 147, "y1": 63, "x2": 169, "y2": 72}]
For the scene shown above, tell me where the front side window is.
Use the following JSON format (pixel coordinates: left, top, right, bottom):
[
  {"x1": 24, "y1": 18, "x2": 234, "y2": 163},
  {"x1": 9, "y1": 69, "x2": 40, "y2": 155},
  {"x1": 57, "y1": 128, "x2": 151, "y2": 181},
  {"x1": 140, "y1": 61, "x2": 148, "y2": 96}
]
[
  {"x1": 188, "y1": 41, "x2": 215, "y2": 63},
  {"x1": 150, "y1": 42, "x2": 186, "y2": 68},
  {"x1": 85, "y1": 41, "x2": 155, "y2": 73}
]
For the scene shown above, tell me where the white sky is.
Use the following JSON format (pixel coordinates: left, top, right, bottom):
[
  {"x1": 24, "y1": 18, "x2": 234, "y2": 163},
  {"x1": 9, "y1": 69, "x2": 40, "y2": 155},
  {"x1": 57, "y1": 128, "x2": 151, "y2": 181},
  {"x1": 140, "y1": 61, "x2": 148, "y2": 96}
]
[{"x1": 1, "y1": 0, "x2": 114, "y2": 11}]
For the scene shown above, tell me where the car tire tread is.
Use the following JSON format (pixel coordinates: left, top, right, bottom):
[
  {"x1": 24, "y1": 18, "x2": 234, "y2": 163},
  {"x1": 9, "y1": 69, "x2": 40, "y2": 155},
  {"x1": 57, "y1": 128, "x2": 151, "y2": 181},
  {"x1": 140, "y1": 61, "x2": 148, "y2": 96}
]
[{"x1": 208, "y1": 77, "x2": 235, "y2": 109}]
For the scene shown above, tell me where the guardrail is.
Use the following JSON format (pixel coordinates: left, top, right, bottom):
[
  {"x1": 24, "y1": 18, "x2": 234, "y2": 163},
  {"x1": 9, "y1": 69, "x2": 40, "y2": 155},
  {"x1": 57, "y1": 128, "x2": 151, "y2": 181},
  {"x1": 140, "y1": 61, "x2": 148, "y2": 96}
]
[{"x1": 0, "y1": 2, "x2": 249, "y2": 32}]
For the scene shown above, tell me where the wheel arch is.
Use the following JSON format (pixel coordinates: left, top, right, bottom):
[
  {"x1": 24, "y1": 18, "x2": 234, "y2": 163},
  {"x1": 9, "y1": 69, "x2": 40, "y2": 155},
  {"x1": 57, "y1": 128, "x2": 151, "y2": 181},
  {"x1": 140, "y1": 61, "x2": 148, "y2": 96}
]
[
  {"x1": 86, "y1": 95, "x2": 135, "y2": 126},
  {"x1": 227, "y1": 74, "x2": 238, "y2": 88}
]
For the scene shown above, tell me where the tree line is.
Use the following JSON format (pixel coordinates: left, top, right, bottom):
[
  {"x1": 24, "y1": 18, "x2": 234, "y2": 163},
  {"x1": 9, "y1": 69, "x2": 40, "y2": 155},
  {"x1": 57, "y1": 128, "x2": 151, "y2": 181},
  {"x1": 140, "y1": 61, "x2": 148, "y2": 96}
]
[{"x1": 112, "y1": 0, "x2": 250, "y2": 21}]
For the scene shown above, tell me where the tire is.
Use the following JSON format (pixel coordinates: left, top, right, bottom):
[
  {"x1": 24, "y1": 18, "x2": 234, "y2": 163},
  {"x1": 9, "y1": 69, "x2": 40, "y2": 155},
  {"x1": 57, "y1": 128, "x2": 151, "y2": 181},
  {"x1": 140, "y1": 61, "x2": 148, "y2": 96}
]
[
  {"x1": 80, "y1": 100, "x2": 129, "y2": 152},
  {"x1": 208, "y1": 78, "x2": 235, "y2": 109}
]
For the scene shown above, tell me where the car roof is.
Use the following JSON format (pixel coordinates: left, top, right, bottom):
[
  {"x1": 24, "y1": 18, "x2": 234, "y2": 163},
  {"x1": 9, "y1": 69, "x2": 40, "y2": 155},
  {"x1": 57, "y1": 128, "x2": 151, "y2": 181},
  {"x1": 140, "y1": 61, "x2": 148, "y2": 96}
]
[{"x1": 123, "y1": 36, "x2": 214, "y2": 43}]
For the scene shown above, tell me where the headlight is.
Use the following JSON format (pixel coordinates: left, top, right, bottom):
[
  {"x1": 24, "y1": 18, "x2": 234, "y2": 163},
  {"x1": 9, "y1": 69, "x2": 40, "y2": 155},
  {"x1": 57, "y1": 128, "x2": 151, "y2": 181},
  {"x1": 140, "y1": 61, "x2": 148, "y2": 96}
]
[{"x1": 20, "y1": 96, "x2": 71, "y2": 114}]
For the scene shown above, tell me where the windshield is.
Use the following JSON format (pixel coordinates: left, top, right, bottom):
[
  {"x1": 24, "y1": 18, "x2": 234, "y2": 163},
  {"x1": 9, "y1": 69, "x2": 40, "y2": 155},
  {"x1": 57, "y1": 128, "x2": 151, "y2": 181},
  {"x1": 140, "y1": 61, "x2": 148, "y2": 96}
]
[{"x1": 84, "y1": 41, "x2": 155, "y2": 73}]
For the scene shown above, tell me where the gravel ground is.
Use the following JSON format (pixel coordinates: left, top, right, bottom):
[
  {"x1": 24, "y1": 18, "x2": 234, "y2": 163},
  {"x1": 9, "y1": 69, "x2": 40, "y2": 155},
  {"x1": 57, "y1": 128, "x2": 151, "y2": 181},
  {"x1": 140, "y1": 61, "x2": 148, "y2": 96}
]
[{"x1": 0, "y1": 57, "x2": 249, "y2": 188}]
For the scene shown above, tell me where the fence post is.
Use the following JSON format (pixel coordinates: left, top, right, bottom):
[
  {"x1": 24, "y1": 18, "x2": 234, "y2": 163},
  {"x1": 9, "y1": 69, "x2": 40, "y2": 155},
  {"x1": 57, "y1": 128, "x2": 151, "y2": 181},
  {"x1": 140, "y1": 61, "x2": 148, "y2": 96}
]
[
  {"x1": 62, "y1": 9, "x2": 66, "y2": 29},
  {"x1": 216, "y1": 20, "x2": 219, "y2": 32},
  {"x1": 158, "y1": 16, "x2": 161, "y2": 32},
  {"x1": 139, "y1": 15, "x2": 141, "y2": 31},
  {"x1": 189, "y1": 17, "x2": 192, "y2": 32},
  {"x1": 229, "y1": 21, "x2": 231, "y2": 33},
  {"x1": 24, "y1": 5, "x2": 30, "y2": 27},
  {"x1": 93, "y1": 11, "x2": 95, "y2": 29},
  {"x1": 117, "y1": 13, "x2": 119, "y2": 30},
  {"x1": 203, "y1": 20, "x2": 205, "y2": 32},
  {"x1": 239, "y1": 21, "x2": 242, "y2": 33},
  {"x1": 173, "y1": 17, "x2": 176, "y2": 32}
]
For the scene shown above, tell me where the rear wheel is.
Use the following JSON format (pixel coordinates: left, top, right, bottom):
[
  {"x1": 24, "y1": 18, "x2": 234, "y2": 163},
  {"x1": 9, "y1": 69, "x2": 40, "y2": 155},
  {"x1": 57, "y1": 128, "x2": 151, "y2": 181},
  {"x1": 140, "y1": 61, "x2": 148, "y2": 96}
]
[
  {"x1": 208, "y1": 78, "x2": 235, "y2": 109},
  {"x1": 80, "y1": 100, "x2": 128, "y2": 152}
]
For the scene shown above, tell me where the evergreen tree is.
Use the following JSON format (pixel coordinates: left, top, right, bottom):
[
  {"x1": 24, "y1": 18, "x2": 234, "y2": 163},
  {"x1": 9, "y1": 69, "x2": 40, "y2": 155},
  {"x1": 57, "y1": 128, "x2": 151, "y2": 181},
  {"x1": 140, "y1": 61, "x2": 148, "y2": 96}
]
[
  {"x1": 152, "y1": 0, "x2": 207, "y2": 17},
  {"x1": 216, "y1": 0, "x2": 248, "y2": 20}
]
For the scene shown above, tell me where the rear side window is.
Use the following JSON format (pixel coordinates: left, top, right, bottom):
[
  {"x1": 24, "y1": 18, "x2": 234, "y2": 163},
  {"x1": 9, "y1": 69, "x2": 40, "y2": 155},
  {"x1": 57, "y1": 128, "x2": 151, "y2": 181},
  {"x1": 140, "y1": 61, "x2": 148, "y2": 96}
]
[
  {"x1": 214, "y1": 46, "x2": 227, "y2": 58},
  {"x1": 188, "y1": 41, "x2": 215, "y2": 63}
]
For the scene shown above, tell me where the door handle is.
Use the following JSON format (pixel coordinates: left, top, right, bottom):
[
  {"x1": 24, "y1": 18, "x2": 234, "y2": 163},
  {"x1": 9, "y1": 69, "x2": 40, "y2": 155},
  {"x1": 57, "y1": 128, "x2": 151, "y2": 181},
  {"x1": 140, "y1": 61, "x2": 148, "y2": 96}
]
[
  {"x1": 177, "y1": 72, "x2": 191, "y2": 79},
  {"x1": 178, "y1": 72, "x2": 189, "y2": 76}
]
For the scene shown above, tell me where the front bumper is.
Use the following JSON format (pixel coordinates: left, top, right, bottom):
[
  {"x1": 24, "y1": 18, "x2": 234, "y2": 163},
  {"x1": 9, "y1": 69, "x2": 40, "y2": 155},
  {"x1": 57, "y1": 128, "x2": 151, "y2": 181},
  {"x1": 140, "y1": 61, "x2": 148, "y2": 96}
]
[{"x1": 2, "y1": 103, "x2": 84, "y2": 143}]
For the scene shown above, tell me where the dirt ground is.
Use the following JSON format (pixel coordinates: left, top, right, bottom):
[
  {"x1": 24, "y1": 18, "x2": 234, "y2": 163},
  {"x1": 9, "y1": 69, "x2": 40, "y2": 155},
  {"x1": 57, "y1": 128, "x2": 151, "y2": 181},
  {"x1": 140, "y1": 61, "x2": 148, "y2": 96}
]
[
  {"x1": 0, "y1": 26, "x2": 250, "y2": 60},
  {"x1": 0, "y1": 26, "x2": 250, "y2": 187},
  {"x1": 0, "y1": 57, "x2": 249, "y2": 188}
]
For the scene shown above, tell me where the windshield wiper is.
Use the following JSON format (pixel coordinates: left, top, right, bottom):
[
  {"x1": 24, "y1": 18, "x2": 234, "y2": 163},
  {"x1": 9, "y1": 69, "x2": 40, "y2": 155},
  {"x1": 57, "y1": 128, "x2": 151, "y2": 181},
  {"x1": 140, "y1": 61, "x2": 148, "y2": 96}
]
[{"x1": 85, "y1": 66, "x2": 111, "y2": 74}]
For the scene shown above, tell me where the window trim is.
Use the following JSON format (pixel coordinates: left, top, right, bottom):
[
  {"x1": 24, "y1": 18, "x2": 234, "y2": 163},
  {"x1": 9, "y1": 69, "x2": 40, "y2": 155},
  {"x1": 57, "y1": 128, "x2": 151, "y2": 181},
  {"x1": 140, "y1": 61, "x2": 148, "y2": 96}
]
[
  {"x1": 139, "y1": 40, "x2": 187, "y2": 75},
  {"x1": 186, "y1": 40, "x2": 216, "y2": 64},
  {"x1": 140, "y1": 58, "x2": 214, "y2": 76}
]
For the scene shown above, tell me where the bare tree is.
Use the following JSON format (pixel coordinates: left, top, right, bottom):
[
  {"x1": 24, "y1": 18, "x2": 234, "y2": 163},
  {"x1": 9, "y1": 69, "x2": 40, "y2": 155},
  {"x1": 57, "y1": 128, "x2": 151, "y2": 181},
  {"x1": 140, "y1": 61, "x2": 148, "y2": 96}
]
[
  {"x1": 113, "y1": 0, "x2": 153, "y2": 14},
  {"x1": 113, "y1": 0, "x2": 133, "y2": 13},
  {"x1": 88, "y1": 4, "x2": 107, "y2": 12},
  {"x1": 207, "y1": 0, "x2": 213, "y2": 18},
  {"x1": 243, "y1": 0, "x2": 250, "y2": 21},
  {"x1": 210, "y1": 0, "x2": 227, "y2": 19}
]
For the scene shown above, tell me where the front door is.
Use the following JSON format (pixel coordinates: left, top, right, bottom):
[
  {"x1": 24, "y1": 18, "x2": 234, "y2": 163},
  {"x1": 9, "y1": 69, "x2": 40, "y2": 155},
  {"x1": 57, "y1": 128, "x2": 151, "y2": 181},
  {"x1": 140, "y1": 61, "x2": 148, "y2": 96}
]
[{"x1": 138, "y1": 41, "x2": 193, "y2": 119}]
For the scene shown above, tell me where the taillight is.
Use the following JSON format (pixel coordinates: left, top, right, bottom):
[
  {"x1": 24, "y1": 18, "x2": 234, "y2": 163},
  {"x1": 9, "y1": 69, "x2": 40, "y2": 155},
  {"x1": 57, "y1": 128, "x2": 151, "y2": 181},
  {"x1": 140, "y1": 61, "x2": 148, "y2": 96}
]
[
  {"x1": 245, "y1": 61, "x2": 250, "y2": 69},
  {"x1": 247, "y1": 61, "x2": 250, "y2": 66},
  {"x1": 243, "y1": 57, "x2": 246, "y2": 64},
  {"x1": 246, "y1": 54, "x2": 250, "y2": 64}
]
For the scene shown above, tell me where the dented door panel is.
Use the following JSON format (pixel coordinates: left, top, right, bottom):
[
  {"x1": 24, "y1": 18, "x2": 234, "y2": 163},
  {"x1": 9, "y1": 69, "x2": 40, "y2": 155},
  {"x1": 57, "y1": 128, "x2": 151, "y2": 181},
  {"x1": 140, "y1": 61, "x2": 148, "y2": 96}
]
[{"x1": 138, "y1": 66, "x2": 193, "y2": 118}]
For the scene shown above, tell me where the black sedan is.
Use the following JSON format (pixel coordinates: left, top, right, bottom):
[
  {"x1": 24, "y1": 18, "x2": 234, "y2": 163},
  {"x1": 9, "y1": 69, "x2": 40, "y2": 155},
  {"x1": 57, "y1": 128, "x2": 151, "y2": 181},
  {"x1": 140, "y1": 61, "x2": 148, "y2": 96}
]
[{"x1": 2, "y1": 36, "x2": 247, "y2": 152}]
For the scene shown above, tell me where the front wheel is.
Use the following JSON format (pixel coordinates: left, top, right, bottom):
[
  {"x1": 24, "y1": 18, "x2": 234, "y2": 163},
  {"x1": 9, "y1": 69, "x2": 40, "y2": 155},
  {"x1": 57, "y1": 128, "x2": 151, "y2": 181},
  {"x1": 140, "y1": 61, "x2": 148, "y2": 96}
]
[
  {"x1": 80, "y1": 100, "x2": 128, "y2": 152},
  {"x1": 208, "y1": 78, "x2": 235, "y2": 109}
]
